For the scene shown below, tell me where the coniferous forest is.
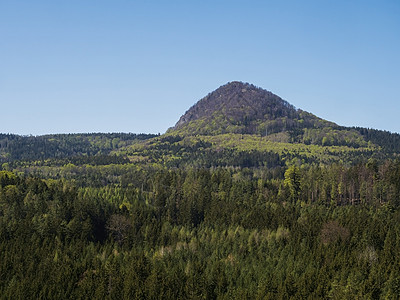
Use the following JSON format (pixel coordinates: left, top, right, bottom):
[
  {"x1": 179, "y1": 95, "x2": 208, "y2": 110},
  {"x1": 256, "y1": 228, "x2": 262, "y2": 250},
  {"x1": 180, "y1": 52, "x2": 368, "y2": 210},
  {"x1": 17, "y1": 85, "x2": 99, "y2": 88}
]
[{"x1": 1, "y1": 82, "x2": 400, "y2": 299}]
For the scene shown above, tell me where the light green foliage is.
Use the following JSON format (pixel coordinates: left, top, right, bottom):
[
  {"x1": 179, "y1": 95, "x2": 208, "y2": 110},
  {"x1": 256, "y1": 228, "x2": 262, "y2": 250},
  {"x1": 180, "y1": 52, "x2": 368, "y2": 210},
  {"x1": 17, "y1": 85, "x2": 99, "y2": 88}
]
[
  {"x1": 0, "y1": 170, "x2": 18, "y2": 187},
  {"x1": 284, "y1": 165, "x2": 301, "y2": 201},
  {"x1": 117, "y1": 133, "x2": 379, "y2": 170}
]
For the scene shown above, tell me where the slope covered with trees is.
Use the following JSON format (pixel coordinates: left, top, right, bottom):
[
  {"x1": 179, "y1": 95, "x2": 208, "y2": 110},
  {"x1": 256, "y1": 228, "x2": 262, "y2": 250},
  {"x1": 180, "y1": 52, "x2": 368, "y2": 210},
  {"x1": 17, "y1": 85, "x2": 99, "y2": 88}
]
[
  {"x1": 171, "y1": 81, "x2": 335, "y2": 137},
  {"x1": 0, "y1": 133, "x2": 156, "y2": 163},
  {"x1": 169, "y1": 81, "x2": 400, "y2": 154}
]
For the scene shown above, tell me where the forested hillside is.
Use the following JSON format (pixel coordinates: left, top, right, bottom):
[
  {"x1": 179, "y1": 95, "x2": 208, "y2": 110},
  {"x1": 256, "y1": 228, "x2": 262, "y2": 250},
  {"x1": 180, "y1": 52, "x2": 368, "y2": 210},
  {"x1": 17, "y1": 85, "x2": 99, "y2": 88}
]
[
  {"x1": 170, "y1": 82, "x2": 400, "y2": 153},
  {"x1": 0, "y1": 133, "x2": 156, "y2": 163},
  {"x1": 1, "y1": 82, "x2": 400, "y2": 298}
]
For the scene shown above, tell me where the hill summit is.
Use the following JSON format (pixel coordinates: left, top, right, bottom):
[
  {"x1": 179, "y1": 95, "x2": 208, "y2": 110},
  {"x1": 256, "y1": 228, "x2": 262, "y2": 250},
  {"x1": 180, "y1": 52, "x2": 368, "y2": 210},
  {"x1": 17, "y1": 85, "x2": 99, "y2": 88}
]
[
  {"x1": 168, "y1": 81, "x2": 400, "y2": 150},
  {"x1": 171, "y1": 81, "x2": 334, "y2": 136}
]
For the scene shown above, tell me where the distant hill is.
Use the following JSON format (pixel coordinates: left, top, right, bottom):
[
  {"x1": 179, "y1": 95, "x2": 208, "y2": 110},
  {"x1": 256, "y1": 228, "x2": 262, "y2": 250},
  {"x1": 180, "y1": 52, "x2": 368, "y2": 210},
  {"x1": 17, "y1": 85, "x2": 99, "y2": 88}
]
[
  {"x1": 0, "y1": 133, "x2": 157, "y2": 163},
  {"x1": 171, "y1": 81, "x2": 335, "y2": 136},
  {"x1": 169, "y1": 81, "x2": 400, "y2": 152}
]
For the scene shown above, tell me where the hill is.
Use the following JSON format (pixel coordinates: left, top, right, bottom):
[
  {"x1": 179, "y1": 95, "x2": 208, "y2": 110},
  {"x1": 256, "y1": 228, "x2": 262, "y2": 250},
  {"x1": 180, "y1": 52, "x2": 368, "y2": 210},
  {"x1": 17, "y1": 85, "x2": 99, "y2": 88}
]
[
  {"x1": 169, "y1": 81, "x2": 400, "y2": 151},
  {"x1": 171, "y1": 81, "x2": 334, "y2": 136}
]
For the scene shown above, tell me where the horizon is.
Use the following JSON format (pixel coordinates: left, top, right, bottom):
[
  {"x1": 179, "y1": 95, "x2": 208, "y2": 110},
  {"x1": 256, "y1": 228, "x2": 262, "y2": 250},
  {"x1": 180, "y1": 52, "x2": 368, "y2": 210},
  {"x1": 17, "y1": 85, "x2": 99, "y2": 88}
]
[{"x1": 2, "y1": 1, "x2": 399, "y2": 135}]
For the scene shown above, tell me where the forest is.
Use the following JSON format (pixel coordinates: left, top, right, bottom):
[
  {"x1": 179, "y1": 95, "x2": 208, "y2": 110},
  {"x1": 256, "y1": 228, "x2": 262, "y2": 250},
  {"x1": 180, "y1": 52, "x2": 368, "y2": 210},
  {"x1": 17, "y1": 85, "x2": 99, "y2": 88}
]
[{"x1": 1, "y1": 154, "x2": 400, "y2": 298}]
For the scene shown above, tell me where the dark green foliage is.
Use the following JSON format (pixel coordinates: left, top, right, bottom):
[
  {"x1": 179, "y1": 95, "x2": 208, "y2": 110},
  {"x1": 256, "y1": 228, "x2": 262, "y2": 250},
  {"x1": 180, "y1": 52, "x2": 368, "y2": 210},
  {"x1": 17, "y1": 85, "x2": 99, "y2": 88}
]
[
  {"x1": 0, "y1": 133, "x2": 156, "y2": 163},
  {"x1": 355, "y1": 126, "x2": 400, "y2": 153},
  {"x1": 1, "y1": 162, "x2": 400, "y2": 298}
]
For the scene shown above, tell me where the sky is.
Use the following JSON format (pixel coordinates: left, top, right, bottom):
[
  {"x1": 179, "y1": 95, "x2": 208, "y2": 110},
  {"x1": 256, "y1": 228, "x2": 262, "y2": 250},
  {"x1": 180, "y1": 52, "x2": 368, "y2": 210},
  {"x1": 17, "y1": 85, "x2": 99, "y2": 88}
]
[{"x1": 1, "y1": 0, "x2": 399, "y2": 135}]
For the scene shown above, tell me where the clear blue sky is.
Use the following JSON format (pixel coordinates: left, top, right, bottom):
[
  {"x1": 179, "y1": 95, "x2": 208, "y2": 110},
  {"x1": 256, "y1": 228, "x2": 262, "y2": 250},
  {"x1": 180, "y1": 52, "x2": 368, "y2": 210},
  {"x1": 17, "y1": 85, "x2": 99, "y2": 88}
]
[{"x1": 1, "y1": 0, "x2": 399, "y2": 135}]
